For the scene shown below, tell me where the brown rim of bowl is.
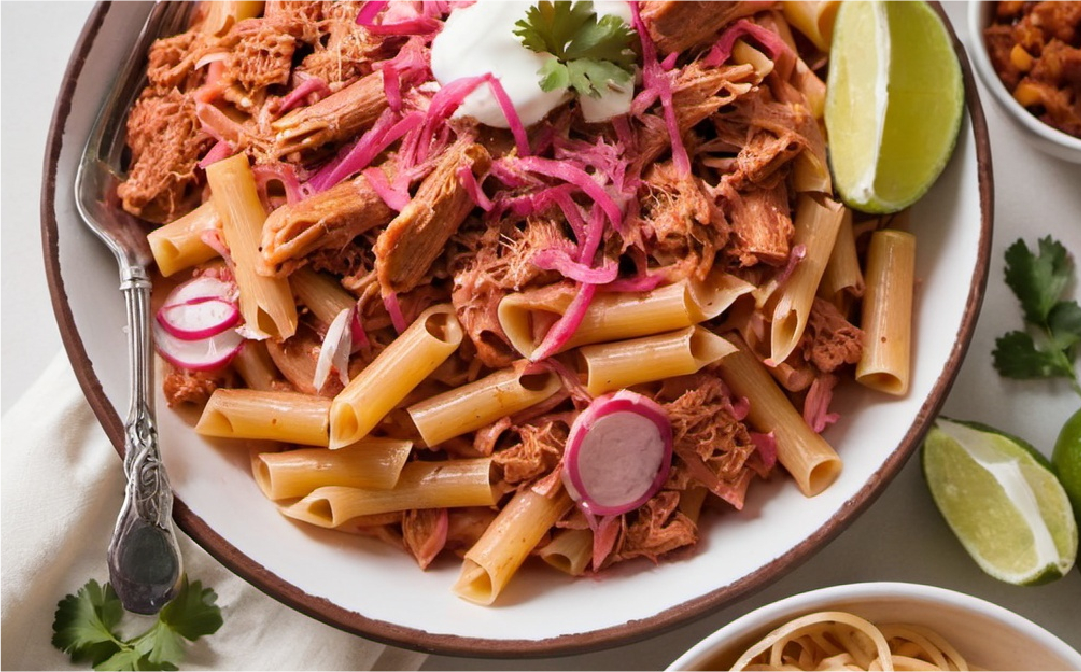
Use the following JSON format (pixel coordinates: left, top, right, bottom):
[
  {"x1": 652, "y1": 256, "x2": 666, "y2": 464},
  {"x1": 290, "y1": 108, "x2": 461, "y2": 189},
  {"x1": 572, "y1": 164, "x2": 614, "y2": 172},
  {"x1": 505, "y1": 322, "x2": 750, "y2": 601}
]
[{"x1": 41, "y1": 1, "x2": 993, "y2": 659}]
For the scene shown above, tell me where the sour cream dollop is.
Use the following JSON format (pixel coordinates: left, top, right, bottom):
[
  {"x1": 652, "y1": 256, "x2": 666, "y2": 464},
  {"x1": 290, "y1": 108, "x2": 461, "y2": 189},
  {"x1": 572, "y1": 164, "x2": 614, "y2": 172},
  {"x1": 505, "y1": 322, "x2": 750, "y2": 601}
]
[{"x1": 430, "y1": 0, "x2": 635, "y2": 128}]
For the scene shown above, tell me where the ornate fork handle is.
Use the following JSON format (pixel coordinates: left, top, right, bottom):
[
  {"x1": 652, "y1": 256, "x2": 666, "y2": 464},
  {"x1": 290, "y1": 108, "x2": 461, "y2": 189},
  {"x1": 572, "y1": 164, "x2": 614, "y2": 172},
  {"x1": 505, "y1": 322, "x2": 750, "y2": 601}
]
[{"x1": 106, "y1": 265, "x2": 182, "y2": 615}]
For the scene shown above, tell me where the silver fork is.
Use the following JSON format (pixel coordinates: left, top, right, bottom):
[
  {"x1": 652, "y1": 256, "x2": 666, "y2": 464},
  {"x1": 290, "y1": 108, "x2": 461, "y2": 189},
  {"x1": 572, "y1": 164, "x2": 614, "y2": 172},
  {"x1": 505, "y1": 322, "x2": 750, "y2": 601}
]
[{"x1": 75, "y1": 1, "x2": 193, "y2": 615}]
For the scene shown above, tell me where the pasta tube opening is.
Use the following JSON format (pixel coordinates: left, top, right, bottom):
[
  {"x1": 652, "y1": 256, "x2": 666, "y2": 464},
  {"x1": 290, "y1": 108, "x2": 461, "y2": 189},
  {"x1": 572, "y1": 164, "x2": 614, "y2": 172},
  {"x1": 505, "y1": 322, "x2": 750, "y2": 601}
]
[
  {"x1": 407, "y1": 367, "x2": 561, "y2": 447},
  {"x1": 329, "y1": 304, "x2": 463, "y2": 448}
]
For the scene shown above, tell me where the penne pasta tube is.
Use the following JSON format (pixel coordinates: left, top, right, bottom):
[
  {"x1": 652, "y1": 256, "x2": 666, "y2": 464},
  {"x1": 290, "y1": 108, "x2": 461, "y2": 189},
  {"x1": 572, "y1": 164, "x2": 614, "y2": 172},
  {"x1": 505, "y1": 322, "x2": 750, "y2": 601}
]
[
  {"x1": 200, "y1": 0, "x2": 264, "y2": 37},
  {"x1": 407, "y1": 367, "x2": 561, "y2": 447},
  {"x1": 783, "y1": 1, "x2": 840, "y2": 52},
  {"x1": 206, "y1": 154, "x2": 298, "y2": 339},
  {"x1": 279, "y1": 458, "x2": 495, "y2": 527},
  {"x1": 253, "y1": 438, "x2": 413, "y2": 500},
  {"x1": 537, "y1": 528, "x2": 593, "y2": 577},
  {"x1": 717, "y1": 337, "x2": 842, "y2": 497},
  {"x1": 454, "y1": 486, "x2": 573, "y2": 605},
  {"x1": 857, "y1": 230, "x2": 916, "y2": 396},
  {"x1": 329, "y1": 304, "x2": 463, "y2": 448},
  {"x1": 195, "y1": 389, "x2": 331, "y2": 447},
  {"x1": 770, "y1": 194, "x2": 844, "y2": 364},
  {"x1": 147, "y1": 202, "x2": 220, "y2": 276},
  {"x1": 499, "y1": 272, "x2": 753, "y2": 358},
  {"x1": 818, "y1": 207, "x2": 865, "y2": 302},
  {"x1": 576, "y1": 326, "x2": 737, "y2": 396},
  {"x1": 232, "y1": 340, "x2": 281, "y2": 392},
  {"x1": 291, "y1": 266, "x2": 357, "y2": 326}
]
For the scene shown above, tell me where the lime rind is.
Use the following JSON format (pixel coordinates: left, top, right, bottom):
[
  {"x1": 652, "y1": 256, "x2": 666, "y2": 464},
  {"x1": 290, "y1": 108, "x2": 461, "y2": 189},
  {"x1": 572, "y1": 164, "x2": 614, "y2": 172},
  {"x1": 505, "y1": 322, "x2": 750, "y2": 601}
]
[{"x1": 922, "y1": 417, "x2": 1078, "y2": 586}]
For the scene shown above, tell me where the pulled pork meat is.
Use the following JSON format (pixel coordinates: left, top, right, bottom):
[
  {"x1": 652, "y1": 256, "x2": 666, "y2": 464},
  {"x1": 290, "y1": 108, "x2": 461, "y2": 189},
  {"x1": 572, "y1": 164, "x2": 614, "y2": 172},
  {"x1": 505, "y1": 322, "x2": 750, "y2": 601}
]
[
  {"x1": 493, "y1": 419, "x2": 567, "y2": 487},
  {"x1": 271, "y1": 70, "x2": 388, "y2": 157},
  {"x1": 657, "y1": 371, "x2": 768, "y2": 509},
  {"x1": 117, "y1": 90, "x2": 212, "y2": 223},
  {"x1": 402, "y1": 507, "x2": 448, "y2": 570},
  {"x1": 162, "y1": 364, "x2": 233, "y2": 407},
  {"x1": 639, "y1": 161, "x2": 724, "y2": 280},
  {"x1": 721, "y1": 180, "x2": 793, "y2": 267},
  {"x1": 260, "y1": 174, "x2": 394, "y2": 276},
  {"x1": 449, "y1": 217, "x2": 565, "y2": 367},
  {"x1": 799, "y1": 297, "x2": 864, "y2": 373},
  {"x1": 375, "y1": 140, "x2": 492, "y2": 295},
  {"x1": 639, "y1": 0, "x2": 776, "y2": 55},
  {"x1": 611, "y1": 491, "x2": 698, "y2": 564},
  {"x1": 218, "y1": 19, "x2": 296, "y2": 110}
]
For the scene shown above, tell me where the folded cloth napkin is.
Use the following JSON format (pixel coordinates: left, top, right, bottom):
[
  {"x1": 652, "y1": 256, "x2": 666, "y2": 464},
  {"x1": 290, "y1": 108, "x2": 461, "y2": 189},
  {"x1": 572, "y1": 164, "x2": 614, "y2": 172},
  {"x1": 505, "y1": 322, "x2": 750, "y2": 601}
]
[{"x1": 1, "y1": 353, "x2": 428, "y2": 671}]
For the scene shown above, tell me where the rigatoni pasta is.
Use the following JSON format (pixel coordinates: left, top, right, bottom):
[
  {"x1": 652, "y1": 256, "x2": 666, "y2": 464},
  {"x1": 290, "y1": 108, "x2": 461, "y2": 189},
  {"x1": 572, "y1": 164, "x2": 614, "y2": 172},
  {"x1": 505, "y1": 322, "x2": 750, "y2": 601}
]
[
  {"x1": 205, "y1": 155, "x2": 298, "y2": 340},
  {"x1": 576, "y1": 326, "x2": 736, "y2": 396},
  {"x1": 195, "y1": 389, "x2": 331, "y2": 447},
  {"x1": 280, "y1": 458, "x2": 496, "y2": 528},
  {"x1": 454, "y1": 486, "x2": 574, "y2": 605},
  {"x1": 146, "y1": 202, "x2": 220, "y2": 277},
  {"x1": 857, "y1": 230, "x2": 917, "y2": 395},
  {"x1": 408, "y1": 367, "x2": 561, "y2": 447},
  {"x1": 718, "y1": 337, "x2": 842, "y2": 497},
  {"x1": 329, "y1": 304, "x2": 462, "y2": 449},
  {"x1": 253, "y1": 438, "x2": 413, "y2": 500}
]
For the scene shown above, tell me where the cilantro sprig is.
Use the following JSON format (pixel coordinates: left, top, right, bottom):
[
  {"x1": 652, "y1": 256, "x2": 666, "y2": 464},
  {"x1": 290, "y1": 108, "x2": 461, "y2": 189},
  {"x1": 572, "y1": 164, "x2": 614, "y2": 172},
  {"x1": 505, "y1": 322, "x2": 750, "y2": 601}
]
[
  {"x1": 993, "y1": 236, "x2": 1081, "y2": 396},
  {"x1": 52, "y1": 577, "x2": 223, "y2": 671},
  {"x1": 513, "y1": 0, "x2": 638, "y2": 98}
]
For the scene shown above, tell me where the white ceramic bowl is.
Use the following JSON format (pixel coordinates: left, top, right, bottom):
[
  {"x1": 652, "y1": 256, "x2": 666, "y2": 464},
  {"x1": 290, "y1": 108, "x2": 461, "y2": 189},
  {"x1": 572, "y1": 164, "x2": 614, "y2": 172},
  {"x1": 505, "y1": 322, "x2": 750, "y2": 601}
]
[
  {"x1": 968, "y1": 2, "x2": 1081, "y2": 164},
  {"x1": 43, "y1": 2, "x2": 992, "y2": 657},
  {"x1": 668, "y1": 582, "x2": 1081, "y2": 671}
]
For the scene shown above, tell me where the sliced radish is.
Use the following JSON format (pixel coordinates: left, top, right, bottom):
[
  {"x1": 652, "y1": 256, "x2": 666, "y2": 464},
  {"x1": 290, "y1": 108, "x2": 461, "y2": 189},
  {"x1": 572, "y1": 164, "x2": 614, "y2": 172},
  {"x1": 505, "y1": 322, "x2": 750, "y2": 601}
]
[
  {"x1": 153, "y1": 319, "x2": 244, "y2": 371},
  {"x1": 313, "y1": 307, "x2": 353, "y2": 390},
  {"x1": 158, "y1": 297, "x2": 240, "y2": 339},
  {"x1": 562, "y1": 390, "x2": 673, "y2": 517},
  {"x1": 156, "y1": 276, "x2": 240, "y2": 339}
]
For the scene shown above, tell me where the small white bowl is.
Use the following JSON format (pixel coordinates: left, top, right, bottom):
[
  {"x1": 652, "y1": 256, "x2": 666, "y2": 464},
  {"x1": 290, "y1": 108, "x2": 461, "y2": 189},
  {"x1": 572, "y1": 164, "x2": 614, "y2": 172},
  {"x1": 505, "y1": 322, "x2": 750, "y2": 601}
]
[
  {"x1": 968, "y1": 2, "x2": 1081, "y2": 163},
  {"x1": 667, "y1": 582, "x2": 1081, "y2": 671}
]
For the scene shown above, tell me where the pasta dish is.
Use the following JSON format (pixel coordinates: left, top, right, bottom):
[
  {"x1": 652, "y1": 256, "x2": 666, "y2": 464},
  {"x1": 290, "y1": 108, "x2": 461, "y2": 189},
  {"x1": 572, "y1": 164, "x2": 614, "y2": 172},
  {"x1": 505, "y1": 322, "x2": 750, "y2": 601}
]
[{"x1": 124, "y1": 0, "x2": 919, "y2": 605}]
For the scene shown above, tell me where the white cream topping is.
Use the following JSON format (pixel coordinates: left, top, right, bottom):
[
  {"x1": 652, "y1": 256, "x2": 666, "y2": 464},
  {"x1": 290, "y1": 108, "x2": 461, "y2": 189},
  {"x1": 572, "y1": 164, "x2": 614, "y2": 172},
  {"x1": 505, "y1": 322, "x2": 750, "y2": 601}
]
[{"x1": 430, "y1": 0, "x2": 635, "y2": 129}]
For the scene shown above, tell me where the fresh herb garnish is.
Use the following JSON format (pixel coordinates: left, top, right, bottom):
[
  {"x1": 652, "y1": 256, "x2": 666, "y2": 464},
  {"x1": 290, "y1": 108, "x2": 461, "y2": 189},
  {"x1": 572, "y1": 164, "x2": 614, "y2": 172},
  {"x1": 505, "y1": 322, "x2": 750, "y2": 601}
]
[
  {"x1": 52, "y1": 577, "x2": 223, "y2": 671},
  {"x1": 513, "y1": 0, "x2": 638, "y2": 98},
  {"x1": 993, "y1": 236, "x2": 1081, "y2": 395}
]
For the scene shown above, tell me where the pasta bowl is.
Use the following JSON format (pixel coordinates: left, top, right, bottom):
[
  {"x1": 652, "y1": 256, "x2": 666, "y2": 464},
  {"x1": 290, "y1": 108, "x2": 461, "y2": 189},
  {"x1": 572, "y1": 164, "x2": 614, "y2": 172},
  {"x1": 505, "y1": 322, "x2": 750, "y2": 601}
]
[
  {"x1": 667, "y1": 582, "x2": 1081, "y2": 670},
  {"x1": 43, "y1": 1, "x2": 992, "y2": 656}
]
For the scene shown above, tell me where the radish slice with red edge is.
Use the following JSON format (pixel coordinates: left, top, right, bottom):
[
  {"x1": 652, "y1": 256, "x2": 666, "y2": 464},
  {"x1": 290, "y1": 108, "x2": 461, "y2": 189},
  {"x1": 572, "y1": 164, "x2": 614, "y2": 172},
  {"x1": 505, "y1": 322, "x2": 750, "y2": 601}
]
[
  {"x1": 157, "y1": 297, "x2": 239, "y2": 340},
  {"x1": 153, "y1": 319, "x2": 243, "y2": 371},
  {"x1": 313, "y1": 307, "x2": 353, "y2": 390},
  {"x1": 156, "y1": 276, "x2": 239, "y2": 339},
  {"x1": 562, "y1": 390, "x2": 673, "y2": 517}
]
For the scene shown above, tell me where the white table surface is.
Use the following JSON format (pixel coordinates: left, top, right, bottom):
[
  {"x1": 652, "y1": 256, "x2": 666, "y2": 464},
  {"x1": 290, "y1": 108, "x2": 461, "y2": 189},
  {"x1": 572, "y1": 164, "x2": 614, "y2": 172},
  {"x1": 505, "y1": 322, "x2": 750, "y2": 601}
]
[{"x1": 2, "y1": 2, "x2": 1079, "y2": 669}]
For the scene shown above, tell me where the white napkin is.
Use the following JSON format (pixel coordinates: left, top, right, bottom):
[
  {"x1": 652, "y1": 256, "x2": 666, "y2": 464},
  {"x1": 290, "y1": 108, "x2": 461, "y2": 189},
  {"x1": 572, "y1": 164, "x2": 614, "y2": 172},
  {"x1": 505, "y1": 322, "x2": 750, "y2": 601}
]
[{"x1": 0, "y1": 353, "x2": 428, "y2": 671}]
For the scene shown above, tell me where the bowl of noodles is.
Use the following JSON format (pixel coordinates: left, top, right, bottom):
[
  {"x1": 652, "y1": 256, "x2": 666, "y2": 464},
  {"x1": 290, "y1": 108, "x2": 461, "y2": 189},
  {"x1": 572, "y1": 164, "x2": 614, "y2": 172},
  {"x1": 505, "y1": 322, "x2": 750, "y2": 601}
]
[
  {"x1": 666, "y1": 582, "x2": 1081, "y2": 671},
  {"x1": 44, "y1": 0, "x2": 991, "y2": 656}
]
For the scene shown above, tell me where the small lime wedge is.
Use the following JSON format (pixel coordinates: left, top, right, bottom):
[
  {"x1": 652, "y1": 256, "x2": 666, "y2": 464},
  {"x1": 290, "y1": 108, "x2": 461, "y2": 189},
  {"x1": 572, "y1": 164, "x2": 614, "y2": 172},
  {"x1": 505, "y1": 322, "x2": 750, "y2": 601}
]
[
  {"x1": 922, "y1": 418, "x2": 1078, "y2": 585},
  {"x1": 825, "y1": 1, "x2": 964, "y2": 213}
]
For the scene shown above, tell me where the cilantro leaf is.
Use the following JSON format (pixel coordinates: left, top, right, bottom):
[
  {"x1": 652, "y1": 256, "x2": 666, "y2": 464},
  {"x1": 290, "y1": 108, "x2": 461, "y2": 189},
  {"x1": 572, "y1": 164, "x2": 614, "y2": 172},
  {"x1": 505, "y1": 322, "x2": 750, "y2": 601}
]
[
  {"x1": 993, "y1": 331, "x2": 1075, "y2": 380},
  {"x1": 514, "y1": 0, "x2": 638, "y2": 97},
  {"x1": 157, "y1": 578, "x2": 223, "y2": 642},
  {"x1": 52, "y1": 580, "x2": 124, "y2": 666},
  {"x1": 1048, "y1": 300, "x2": 1081, "y2": 353},
  {"x1": 1004, "y1": 237, "x2": 1073, "y2": 324},
  {"x1": 53, "y1": 576, "x2": 223, "y2": 671}
]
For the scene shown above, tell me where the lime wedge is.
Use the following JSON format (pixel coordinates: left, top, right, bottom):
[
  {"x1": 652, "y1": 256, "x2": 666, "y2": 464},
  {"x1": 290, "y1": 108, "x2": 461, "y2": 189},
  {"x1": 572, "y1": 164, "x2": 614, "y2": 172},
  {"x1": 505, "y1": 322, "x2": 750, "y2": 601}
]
[
  {"x1": 825, "y1": 1, "x2": 964, "y2": 213},
  {"x1": 922, "y1": 418, "x2": 1078, "y2": 585}
]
